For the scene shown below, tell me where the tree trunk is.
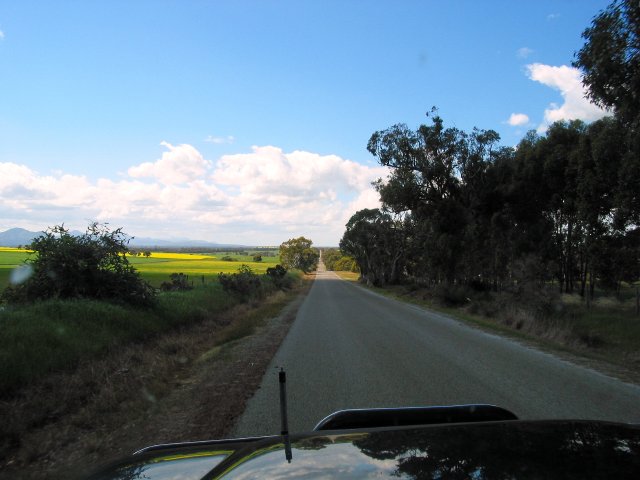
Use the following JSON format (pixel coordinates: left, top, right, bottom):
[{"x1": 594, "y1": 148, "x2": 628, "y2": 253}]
[{"x1": 580, "y1": 254, "x2": 588, "y2": 298}]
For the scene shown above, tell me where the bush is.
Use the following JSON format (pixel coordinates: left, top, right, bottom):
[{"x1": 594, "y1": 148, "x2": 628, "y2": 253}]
[
  {"x1": 218, "y1": 264, "x2": 262, "y2": 299},
  {"x1": 1, "y1": 223, "x2": 155, "y2": 307},
  {"x1": 333, "y1": 256, "x2": 359, "y2": 272},
  {"x1": 160, "y1": 273, "x2": 193, "y2": 292},
  {"x1": 433, "y1": 283, "x2": 472, "y2": 307},
  {"x1": 266, "y1": 264, "x2": 293, "y2": 289}
]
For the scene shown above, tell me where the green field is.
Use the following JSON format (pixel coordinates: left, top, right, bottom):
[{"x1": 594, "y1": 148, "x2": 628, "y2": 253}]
[{"x1": 0, "y1": 248, "x2": 281, "y2": 289}]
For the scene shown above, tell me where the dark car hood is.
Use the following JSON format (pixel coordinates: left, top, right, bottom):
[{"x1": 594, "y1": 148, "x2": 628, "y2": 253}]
[{"x1": 89, "y1": 420, "x2": 640, "y2": 479}]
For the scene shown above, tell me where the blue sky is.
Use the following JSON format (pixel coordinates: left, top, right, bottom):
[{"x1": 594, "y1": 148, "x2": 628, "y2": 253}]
[{"x1": 0, "y1": 1, "x2": 611, "y2": 246}]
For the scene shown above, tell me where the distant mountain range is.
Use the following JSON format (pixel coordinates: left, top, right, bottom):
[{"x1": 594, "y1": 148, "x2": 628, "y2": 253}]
[
  {"x1": 0, "y1": 228, "x2": 42, "y2": 247},
  {"x1": 0, "y1": 228, "x2": 245, "y2": 249}
]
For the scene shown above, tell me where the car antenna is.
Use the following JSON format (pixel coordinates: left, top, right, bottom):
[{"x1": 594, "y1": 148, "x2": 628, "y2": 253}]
[{"x1": 279, "y1": 367, "x2": 293, "y2": 463}]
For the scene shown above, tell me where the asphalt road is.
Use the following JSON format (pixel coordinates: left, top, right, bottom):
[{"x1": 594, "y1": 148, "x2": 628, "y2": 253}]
[{"x1": 233, "y1": 268, "x2": 640, "y2": 436}]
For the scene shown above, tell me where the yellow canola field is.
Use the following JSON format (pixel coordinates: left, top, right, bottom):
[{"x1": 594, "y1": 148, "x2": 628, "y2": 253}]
[{"x1": 129, "y1": 252, "x2": 214, "y2": 260}]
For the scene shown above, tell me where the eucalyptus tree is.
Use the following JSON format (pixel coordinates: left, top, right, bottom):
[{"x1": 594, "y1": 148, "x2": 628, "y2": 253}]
[
  {"x1": 575, "y1": 0, "x2": 640, "y2": 228},
  {"x1": 367, "y1": 110, "x2": 506, "y2": 286},
  {"x1": 340, "y1": 208, "x2": 406, "y2": 286},
  {"x1": 279, "y1": 237, "x2": 319, "y2": 273}
]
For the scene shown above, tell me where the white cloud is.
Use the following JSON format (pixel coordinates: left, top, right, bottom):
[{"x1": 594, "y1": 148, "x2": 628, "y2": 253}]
[
  {"x1": 507, "y1": 113, "x2": 530, "y2": 126},
  {"x1": 547, "y1": 13, "x2": 560, "y2": 21},
  {"x1": 0, "y1": 30, "x2": 4, "y2": 40},
  {"x1": 204, "y1": 135, "x2": 235, "y2": 144},
  {"x1": 526, "y1": 63, "x2": 610, "y2": 131},
  {"x1": 213, "y1": 146, "x2": 384, "y2": 197},
  {"x1": 128, "y1": 141, "x2": 211, "y2": 185},
  {"x1": 0, "y1": 145, "x2": 387, "y2": 245},
  {"x1": 517, "y1": 47, "x2": 533, "y2": 59}
]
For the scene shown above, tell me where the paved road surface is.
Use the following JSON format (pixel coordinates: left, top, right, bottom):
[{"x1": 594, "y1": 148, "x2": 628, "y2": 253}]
[{"x1": 233, "y1": 268, "x2": 640, "y2": 436}]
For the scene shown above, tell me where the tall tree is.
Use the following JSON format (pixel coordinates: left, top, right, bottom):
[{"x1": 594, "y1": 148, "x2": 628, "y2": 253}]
[
  {"x1": 368, "y1": 110, "x2": 505, "y2": 285},
  {"x1": 279, "y1": 237, "x2": 319, "y2": 273},
  {"x1": 574, "y1": 0, "x2": 640, "y2": 126},
  {"x1": 340, "y1": 208, "x2": 406, "y2": 286}
]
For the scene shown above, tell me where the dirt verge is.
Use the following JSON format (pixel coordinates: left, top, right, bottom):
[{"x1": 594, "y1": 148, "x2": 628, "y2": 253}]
[{"x1": 0, "y1": 275, "x2": 314, "y2": 480}]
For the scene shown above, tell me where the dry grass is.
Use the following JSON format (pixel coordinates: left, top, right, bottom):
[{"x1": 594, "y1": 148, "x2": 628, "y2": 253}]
[{"x1": 333, "y1": 271, "x2": 360, "y2": 281}]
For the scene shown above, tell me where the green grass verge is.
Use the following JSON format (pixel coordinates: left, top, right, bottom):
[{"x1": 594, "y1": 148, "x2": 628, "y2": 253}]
[
  {"x1": 0, "y1": 267, "x2": 303, "y2": 397},
  {"x1": 0, "y1": 282, "x2": 236, "y2": 396}
]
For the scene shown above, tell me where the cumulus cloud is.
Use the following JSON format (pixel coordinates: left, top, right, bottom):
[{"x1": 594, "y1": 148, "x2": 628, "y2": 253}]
[
  {"x1": 507, "y1": 113, "x2": 530, "y2": 126},
  {"x1": 128, "y1": 141, "x2": 211, "y2": 185},
  {"x1": 0, "y1": 144, "x2": 387, "y2": 245},
  {"x1": 213, "y1": 146, "x2": 385, "y2": 197},
  {"x1": 526, "y1": 63, "x2": 610, "y2": 131},
  {"x1": 517, "y1": 47, "x2": 533, "y2": 59}
]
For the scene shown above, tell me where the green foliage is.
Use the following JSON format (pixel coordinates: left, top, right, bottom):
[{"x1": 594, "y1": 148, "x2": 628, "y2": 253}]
[
  {"x1": 218, "y1": 264, "x2": 263, "y2": 299},
  {"x1": 345, "y1": 110, "x2": 639, "y2": 295},
  {"x1": 160, "y1": 272, "x2": 193, "y2": 291},
  {"x1": 575, "y1": 0, "x2": 640, "y2": 228},
  {"x1": 279, "y1": 236, "x2": 319, "y2": 273},
  {"x1": 333, "y1": 256, "x2": 359, "y2": 272},
  {"x1": 574, "y1": 0, "x2": 640, "y2": 125},
  {"x1": 1, "y1": 223, "x2": 155, "y2": 307},
  {"x1": 266, "y1": 264, "x2": 291, "y2": 289},
  {"x1": 322, "y1": 249, "x2": 359, "y2": 272},
  {"x1": 253, "y1": 254, "x2": 263, "y2": 262},
  {"x1": 0, "y1": 282, "x2": 236, "y2": 396},
  {"x1": 322, "y1": 249, "x2": 342, "y2": 270},
  {"x1": 340, "y1": 209, "x2": 406, "y2": 286}
]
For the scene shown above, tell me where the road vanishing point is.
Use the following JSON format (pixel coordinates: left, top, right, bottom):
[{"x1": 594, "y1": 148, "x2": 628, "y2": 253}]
[{"x1": 233, "y1": 266, "x2": 640, "y2": 436}]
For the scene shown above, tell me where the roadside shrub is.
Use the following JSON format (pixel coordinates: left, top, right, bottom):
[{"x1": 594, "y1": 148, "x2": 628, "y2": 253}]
[
  {"x1": 1, "y1": 223, "x2": 155, "y2": 307},
  {"x1": 160, "y1": 273, "x2": 193, "y2": 292},
  {"x1": 433, "y1": 283, "x2": 472, "y2": 307},
  {"x1": 333, "y1": 256, "x2": 359, "y2": 272},
  {"x1": 218, "y1": 264, "x2": 262, "y2": 299},
  {"x1": 265, "y1": 264, "x2": 290, "y2": 289}
]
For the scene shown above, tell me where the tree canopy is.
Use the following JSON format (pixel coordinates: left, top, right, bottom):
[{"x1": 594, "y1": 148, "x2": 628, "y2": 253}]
[
  {"x1": 342, "y1": 114, "x2": 639, "y2": 294},
  {"x1": 341, "y1": 1, "x2": 640, "y2": 293},
  {"x1": 279, "y1": 237, "x2": 319, "y2": 273},
  {"x1": 574, "y1": 0, "x2": 640, "y2": 126}
]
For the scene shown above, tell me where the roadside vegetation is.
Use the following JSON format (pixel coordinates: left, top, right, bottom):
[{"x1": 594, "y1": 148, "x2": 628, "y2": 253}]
[
  {"x1": 0, "y1": 226, "x2": 312, "y2": 476},
  {"x1": 322, "y1": 248, "x2": 359, "y2": 273},
  {"x1": 0, "y1": 226, "x2": 303, "y2": 399},
  {"x1": 340, "y1": 0, "x2": 640, "y2": 367}
]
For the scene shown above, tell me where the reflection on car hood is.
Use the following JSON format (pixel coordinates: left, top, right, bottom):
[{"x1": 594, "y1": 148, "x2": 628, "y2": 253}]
[{"x1": 88, "y1": 420, "x2": 640, "y2": 479}]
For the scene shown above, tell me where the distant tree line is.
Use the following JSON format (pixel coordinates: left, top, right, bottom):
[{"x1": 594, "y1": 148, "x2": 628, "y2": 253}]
[
  {"x1": 322, "y1": 249, "x2": 359, "y2": 272},
  {"x1": 341, "y1": 0, "x2": 640, "y2": 295}
]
